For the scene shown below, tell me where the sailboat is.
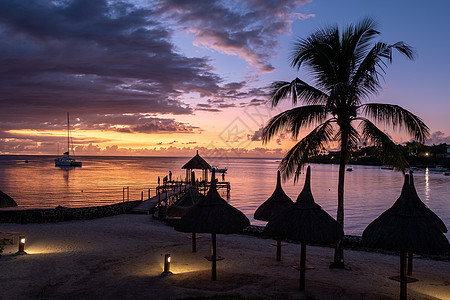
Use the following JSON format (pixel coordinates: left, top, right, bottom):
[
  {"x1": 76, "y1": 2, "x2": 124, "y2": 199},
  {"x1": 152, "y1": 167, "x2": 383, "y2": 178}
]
[{"x1": 55, "y1": 112, "x2": 82, "y2": 167}]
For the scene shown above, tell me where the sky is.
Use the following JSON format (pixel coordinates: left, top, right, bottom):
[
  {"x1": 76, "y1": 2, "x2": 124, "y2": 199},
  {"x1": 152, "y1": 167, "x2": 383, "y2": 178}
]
[{"x1": 1, "y1": 0, "x2": 449, "y2": 158}]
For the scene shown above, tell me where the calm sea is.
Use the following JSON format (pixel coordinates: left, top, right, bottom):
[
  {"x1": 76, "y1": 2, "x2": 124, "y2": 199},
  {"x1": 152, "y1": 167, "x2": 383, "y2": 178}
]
[{"x1": 0, "y1": 155, "x2": 449, "y2": 239}]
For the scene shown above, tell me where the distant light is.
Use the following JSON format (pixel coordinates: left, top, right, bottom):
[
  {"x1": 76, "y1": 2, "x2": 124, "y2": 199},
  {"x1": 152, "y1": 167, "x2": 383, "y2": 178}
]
[
  {"x1": 161, "y1": 254, "x2": 172, "y2": 276},
  {"x1": 425, "y1": 152, "x2": 429, "y2": 156}
]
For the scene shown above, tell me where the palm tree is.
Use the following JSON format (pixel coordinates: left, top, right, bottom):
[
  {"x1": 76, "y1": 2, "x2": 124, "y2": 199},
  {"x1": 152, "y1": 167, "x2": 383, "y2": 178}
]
[{"x1": 262, "y1": 18, "x2": 430, "y2": 268}]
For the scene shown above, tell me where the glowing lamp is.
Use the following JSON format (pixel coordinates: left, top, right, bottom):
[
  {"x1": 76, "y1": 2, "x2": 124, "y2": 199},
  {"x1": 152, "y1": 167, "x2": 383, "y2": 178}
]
[
  {"x1": 161, "y1": 254, "x2": 172, "y2": 276},
  {"x1": 16, "y1": 235, "x2": 27, "y2": 255}
]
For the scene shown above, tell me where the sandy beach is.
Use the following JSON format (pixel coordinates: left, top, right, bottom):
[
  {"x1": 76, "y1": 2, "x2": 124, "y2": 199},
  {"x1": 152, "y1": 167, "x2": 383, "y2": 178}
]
[{"x1": 1, "y1": 214, "x2": 449, "y2": 300}]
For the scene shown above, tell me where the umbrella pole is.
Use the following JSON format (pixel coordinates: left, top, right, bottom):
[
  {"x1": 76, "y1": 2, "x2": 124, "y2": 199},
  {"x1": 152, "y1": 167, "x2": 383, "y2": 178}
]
[
  {"x1": 400, "y1": 250, "x2": 407, "y2": 300},
  {"x1": 276, "y1": 238, "x2": 282, "y2": 261},
  {"x1": 407, "y1": 251, "x2": 413, "y2": 275},
  {"x1": 192, "y1": 232, "x2": 197, "y2": 253},
  {"x1": 211, "y1": 233, "x2": 217, "y2": 281},
  {"x1": 299, "y1": 242, "x2": 306, "y2": 291}
]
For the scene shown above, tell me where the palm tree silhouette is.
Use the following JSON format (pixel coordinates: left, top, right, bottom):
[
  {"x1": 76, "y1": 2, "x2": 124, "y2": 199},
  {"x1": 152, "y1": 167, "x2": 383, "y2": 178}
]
[{"x1": 263, "y1": 18, "x2": 429, "y2": 268}]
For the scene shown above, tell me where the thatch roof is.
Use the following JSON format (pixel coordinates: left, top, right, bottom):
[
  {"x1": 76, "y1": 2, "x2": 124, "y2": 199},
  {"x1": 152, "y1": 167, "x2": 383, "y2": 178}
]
[
  {"x1": 362, "y1": 173, "x2": 449, "y2": 254},
  {"x1": 254, "y1": 170, "x2": 293, "y2": 221},
  {"x1": 409, "y1": 171, "x2": 447, "y2": 233},
  {"x1": 264, "y1": 166, "x2": 342, "y2": 244},
  {"x1": 0, "y1": 190, "x2": 17, "y2": 208},
  {"x1": 166, "y1": 188, "x2": 205, "y2": 218},
  {"x1": 175, "y1": 171, "x2": 249, "y2": 234},
  {"x1": 181, "y1": 151, "x2": 211, "y2": 170}
]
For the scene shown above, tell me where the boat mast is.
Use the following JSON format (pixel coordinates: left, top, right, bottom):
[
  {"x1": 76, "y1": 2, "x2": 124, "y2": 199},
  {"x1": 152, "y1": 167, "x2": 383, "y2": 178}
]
[{"x1": 67, "y1": 112, "x2": 70, "y2": 157}]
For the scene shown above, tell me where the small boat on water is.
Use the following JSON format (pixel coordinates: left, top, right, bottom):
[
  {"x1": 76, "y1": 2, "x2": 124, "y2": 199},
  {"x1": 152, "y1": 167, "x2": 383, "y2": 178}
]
[
  {"x1": 380, "y1": 165, "x2": 393, "y2": 170},
  {"x1": 428, "y1": 166, "x2": 446, "y2": 172},
  {"x1": 346, "y1": 166, "x2": 353, "y2": 172},
  {"x1": 210, "y1": 167, "x2": 227, "y2": 173},
  {"x1": 55, "y1": 112, "x2": 82, "y2": 167},
  {"x1": 55, "y1": 152, "x2": 82, "y2": 167}
]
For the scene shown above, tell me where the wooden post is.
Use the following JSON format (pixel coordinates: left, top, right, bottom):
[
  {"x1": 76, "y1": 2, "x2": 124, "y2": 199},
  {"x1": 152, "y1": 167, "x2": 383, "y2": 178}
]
[
  {"x1": 211, "y1": 233, "x2": 217, "y2": 281},
  {"x1": 299, "y1": 242, "x2": 306, "y2": 291},
  {"x1": 407, "y1": 251, "x2": 413, "y2": 275},
  {"x1": 192, "y1": 232, "x2": 197, "y2": 253},
  {"x1": 400, "y1": 250, "x2": 407, "y2": 300},
  {"x1": 141, "y1": 191, "x2": 143, "y2": 201},
  {"x1": 276, "y1": 238, "x2": 282, "y2": 261}
]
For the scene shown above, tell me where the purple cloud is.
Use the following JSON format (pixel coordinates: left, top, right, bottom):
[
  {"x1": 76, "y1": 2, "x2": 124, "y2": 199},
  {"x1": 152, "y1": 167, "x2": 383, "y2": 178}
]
[{"x1": 156, "y1": 0, "x2": 312, "y2": 72}]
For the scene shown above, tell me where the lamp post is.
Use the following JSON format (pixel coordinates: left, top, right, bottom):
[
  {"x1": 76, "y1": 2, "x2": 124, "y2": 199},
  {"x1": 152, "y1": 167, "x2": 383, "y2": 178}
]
[
  {"x1": 161, "y1": 254, "x2": 172, "y2": 276},
  {"x1": 16, "y1": 236, "x2": 27, "y2": 255}
]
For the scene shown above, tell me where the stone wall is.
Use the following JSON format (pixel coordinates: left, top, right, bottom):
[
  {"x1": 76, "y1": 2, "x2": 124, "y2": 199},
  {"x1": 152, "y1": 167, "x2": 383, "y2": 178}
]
[{"x1": 0, "y1": 201, "x2": 142, "y2": 223}]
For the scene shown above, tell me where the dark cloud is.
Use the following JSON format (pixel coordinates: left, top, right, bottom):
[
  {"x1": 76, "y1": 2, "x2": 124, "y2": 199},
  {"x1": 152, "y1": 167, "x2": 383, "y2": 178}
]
[
  {"x1": 156, "y1": 0, "x2": 311, "y2": 72},
  {"x1": 249, "y1": 127, "x2": 264, "y2": 141},
  {"x1": 129, "y1": 119, "x2": 199, "y2": 134},
  {"x1": 425, "y1": 131, "x2": 450, "y2": 145},
  {"x1": 247, "y1": 98, "x2": 268, "y2": 106},
  {"x1": 0, "y1": 0, "x2": 310, "y2": 154},
  {"x1": 0, "y1": 0, "x2": 221, "y2": 129}
]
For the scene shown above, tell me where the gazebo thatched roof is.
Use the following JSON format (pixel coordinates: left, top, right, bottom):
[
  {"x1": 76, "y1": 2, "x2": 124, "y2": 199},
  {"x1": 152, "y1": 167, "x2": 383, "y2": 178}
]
[
  {"x1": 0, "y1": 190, "x2": 17, "y2": 208},
  {"x1": 362, "y1": 173, "x2": 449, "y2": 254},
  {"x1": 254, "y1": 170, "x2": 293, "y2": 221},
  {"x1": 175, "y1": 172, "x2": 249, "y2": 234},
  {"x1": 182, "y1": 151, "x2": 211, "y2": 170},
  {"x1": 264, "y1": 166, "x2": 342, "y2": 244}
]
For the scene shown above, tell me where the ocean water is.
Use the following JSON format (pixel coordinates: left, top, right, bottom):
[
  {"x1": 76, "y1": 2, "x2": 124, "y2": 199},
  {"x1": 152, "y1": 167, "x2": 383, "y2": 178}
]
[{"x1": 0, "y1": 155, "x2": 449, "y2": 239}]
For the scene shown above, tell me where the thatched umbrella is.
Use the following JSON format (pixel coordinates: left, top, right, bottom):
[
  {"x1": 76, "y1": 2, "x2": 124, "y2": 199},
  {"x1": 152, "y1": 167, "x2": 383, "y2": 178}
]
[
  {"x1": 406, "y1": 171, "x2": 447, "y2": 275},
  {"x1": 0, "y1": 190, "x2": 17, "y2": 208},
  {"x1": 175, "y1": 169, "x2": 250, "y2": 280},
  {"x1": 166, "y1": 188, "x2": 205, "y2": 218},
  {"x1": 408, "y1": 171, "x2": 447, "y2": 233},
  {"x1": 362, "y1": 173, "x2": 449, "y2": 300},
  {"x1": 167, "y1": 171, "x2": 205, "y2": 219},
  {"x1": 264, "y1": 166, "x2": 342, "y2": 290},
  {"x1": 167, "y1": 172, "x2": 205, "y2": 252},
  {"x1": 254, "y1": 170, "x2": 293, "y2": 261}
]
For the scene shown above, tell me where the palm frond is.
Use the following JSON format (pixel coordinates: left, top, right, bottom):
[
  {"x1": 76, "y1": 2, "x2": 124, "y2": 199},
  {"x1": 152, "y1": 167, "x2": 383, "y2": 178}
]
[
  {"x1": 262, "y1": 105, "x2": 328, "y2": 143},
  {"x1": 290, "y1": 25, "x2": 340, "y2": 89},
  {"x1": 359, "y1": 118, "x2": 409, "y2": 170},
  {"x1": 269, "y1": 78, "x2": 328, "y2": 107},
  {"x1": 279, "y1": 120, "x2": 335, "y2": 182},
  {"x1": 351, "y1": 17, "x2": 380, "y2": 64},
  {"x1": 352, "y1": 41, "x2": 415, "y2": 100},
  {"x1": 361, "y1": 103, "x2": 430, "y2": 142}
]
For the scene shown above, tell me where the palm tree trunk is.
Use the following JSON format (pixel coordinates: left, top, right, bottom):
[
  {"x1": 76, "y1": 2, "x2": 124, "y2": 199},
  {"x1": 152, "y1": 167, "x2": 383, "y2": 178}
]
[{"x1": 332, "y1": 129, "x2": 348, "y2": 268}]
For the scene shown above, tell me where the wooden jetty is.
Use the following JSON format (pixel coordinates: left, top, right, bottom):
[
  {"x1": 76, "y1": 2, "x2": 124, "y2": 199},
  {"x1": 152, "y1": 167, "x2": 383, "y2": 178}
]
[
  {"x1": 131, "y1": 151, "x2": 230, "y2": 215},
  {"x1": 129, "y1": 180, "x2": 230, "y2": 215}
]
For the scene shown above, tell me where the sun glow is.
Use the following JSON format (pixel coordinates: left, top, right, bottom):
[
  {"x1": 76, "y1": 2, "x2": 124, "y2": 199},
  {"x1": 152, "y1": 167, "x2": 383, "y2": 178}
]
[{"x1": 6, "y1": 129, "x2": 206, "y2": 150}]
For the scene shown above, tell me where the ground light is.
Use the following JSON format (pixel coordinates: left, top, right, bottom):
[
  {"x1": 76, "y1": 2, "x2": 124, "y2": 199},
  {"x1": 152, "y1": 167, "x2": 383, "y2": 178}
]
[
  {"x1": 161, "y1": 254, "x2": 172, "y2": 276},
  {"x1": 16, "y1": 236, "x2": 27, "y2": 255}
]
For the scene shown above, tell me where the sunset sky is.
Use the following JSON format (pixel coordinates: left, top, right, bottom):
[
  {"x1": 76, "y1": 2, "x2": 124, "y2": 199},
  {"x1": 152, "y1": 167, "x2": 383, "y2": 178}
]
[{"x1": 1, "y1": 0, "x2": 449, "y2": 157}]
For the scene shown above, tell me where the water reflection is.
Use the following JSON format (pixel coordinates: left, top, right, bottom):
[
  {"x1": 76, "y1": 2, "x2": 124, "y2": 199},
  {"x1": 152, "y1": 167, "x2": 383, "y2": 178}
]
[
  {"x1": 0, "y1": 155, "x2": 448, "y2": 239},
  {"x1": 424, "y1": 168, "x2": 430, "y2": 204}
]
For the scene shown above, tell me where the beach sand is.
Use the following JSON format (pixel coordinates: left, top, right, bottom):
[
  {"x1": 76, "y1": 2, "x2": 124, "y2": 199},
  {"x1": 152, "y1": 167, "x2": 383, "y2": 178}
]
[{"x1": 1, "y1": 214, "x2": 449, "y2": 300}]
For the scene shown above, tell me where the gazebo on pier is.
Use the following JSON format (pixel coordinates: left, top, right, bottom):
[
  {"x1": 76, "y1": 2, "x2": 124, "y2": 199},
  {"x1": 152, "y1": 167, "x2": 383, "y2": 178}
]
[{"x1": 182, "y1": 151, "x2": 211, "y2": 182}]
